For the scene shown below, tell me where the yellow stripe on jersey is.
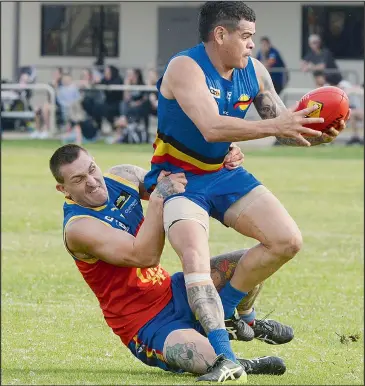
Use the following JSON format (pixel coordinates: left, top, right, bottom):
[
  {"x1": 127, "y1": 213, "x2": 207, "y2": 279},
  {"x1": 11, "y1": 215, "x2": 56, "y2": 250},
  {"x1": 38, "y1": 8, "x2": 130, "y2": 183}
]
[
  {"x1": 153, "y1": 137, "x2": 223, "y2": 172},
  {"x1": 64, "y1": 198, "x2": 107, "y2": 211},
  {"x1": 104, "y1": 173, "x2": 139, "y2": 192},
  {"x1": 63, "y1": 215, "x2": 112, "y2": 264}
]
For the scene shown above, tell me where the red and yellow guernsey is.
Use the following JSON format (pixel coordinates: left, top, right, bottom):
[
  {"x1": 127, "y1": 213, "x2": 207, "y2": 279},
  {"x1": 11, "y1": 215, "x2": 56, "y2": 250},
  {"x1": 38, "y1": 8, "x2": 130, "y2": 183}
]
[{"x1": 62, "y1": 173, "x2": 172, "y2": 345}]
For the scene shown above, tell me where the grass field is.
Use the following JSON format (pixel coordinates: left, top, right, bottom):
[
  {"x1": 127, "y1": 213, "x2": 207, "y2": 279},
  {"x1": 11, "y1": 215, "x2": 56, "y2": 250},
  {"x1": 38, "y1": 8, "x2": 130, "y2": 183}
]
[{"x1": 2, "y1": 140, "x2": 364, "y2": 385}]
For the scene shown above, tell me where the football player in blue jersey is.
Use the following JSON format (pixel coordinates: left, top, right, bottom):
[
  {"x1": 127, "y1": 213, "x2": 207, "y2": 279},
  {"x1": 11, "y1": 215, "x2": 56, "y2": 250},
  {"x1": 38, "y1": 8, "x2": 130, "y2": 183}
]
[{"x1": 143, "y1": 2, "x2": 346, "y2": 380}]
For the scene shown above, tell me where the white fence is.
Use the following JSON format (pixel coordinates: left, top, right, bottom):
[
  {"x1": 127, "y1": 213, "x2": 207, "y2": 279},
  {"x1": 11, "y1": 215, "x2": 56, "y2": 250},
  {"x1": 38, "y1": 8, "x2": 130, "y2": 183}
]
[{"x1": 1, "y1": 83, "x2": 57, "y2": 134}]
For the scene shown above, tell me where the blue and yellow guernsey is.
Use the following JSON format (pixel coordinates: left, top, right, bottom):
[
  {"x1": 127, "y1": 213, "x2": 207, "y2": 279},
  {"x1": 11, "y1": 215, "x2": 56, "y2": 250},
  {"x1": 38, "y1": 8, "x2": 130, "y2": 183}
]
[{"x1": 144, "y1": 43, "x2": 260, "y2": 192}]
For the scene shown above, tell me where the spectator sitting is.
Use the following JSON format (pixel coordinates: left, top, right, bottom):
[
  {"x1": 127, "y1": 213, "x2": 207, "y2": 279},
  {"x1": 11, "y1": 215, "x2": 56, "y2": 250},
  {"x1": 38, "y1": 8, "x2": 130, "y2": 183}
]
[
  {"x1": 76, "y1": 68, "x2": 104, "y2": 119},
  {"x1": 93, "y1": 65, "x2": 124, "y2": 132},
  {"x1": 62, "y1": 100, "x2": 99, "y2": 145},
  {"x1": 32, "y1": 67, "x2": 63, "y2": 139},
  {"x1": 312, "y1": 70, "x2": 327, "y2": 88},
  {"x1": 1, "y1": 74, "x2": 33, "y2": 132},
  {"x1": 256, "y1": 36, "x2": 288, "y2": 95},
  {"x1": 56, "y1": 73, "x2": 81, "y2": 124},
  {"x1": 146, "y1": 68, "x2": 158, "y2": 116},
  {"x1": 302, "y1": 34, "x2": 342, "y2": 87},
  {"x1": 14, "y1": 73, "x2": 32, "y2": 106},
  {"x1": 112, "y1": 68, "x2": 149, "y2": 143}
]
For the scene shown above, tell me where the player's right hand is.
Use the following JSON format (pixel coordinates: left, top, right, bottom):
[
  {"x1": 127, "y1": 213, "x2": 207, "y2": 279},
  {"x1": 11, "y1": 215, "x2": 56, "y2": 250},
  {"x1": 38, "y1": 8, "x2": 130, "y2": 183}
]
[
  {"x1": 274, "y1": 102, "x2": 324, "y2": 146},
  {"x1": 152, "y1": 172, "x2": 187, "y2": 200}
]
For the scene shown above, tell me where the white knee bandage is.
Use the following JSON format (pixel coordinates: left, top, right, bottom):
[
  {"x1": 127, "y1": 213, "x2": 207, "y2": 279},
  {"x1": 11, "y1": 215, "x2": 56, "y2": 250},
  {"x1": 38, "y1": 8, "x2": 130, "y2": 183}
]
[
  {"x1": 184, "y1": 273, "x2": 212, "y2": 286},
  {"x1": 164, "y1": 197, "x2": 209, "y2": 235}
]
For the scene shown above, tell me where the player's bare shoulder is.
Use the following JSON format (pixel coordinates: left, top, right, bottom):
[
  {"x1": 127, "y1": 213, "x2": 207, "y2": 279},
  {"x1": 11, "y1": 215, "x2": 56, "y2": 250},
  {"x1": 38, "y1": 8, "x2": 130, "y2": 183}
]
[
  {"x1": 161, "y1": 56, "x2": 206, "y2": 99},
  {"x1": 251, "y1": 57, "x2": 273, "y2": 91},
  {"x1": 107, "y1": 164, "x2": 146, "y2": 189},
  {"x1": 64, "y1": 216, "x2": 101, "y2": 260}
]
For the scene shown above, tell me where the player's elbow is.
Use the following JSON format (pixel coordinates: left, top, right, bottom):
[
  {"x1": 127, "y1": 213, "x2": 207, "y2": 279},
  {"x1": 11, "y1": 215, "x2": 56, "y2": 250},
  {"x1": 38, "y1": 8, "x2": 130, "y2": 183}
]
[
  {"x1": 140, "y1": 254, "x2": 160, "y2": 268},
  {"x1": 201, "y1": 125, "x2": 221, "y2": 143},
  {"x1": 202, "y1": 132, "x2": 215, "y2": 143}
]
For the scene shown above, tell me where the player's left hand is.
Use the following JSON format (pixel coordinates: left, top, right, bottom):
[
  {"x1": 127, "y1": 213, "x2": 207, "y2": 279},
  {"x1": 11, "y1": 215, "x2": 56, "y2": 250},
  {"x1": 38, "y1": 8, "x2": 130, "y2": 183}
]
[
  {"x1": 224, "y1": 143, "x2": 244, "y2": 170},
  {"x1": 320, "y1": 116, "x2": 348, "y2": 144}
]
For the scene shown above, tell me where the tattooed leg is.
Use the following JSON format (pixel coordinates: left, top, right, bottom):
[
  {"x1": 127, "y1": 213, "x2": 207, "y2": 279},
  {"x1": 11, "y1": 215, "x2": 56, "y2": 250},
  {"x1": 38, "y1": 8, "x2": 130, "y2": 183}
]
[
  {"x1": 163, "y1": 329, "x2": 215, "y2": 374},
  {"x1": 210, "y1": 249, "x2": 264, "y2": 315},
  {"x1": 168, "y1": 219, "x2": 226, "y2": 334},
  {"x1": 236, "y1": 282, "x2": 264, "y2": 315},
  {"x1": 186, "y1": 281, "x2": 225, "y2": 332}
]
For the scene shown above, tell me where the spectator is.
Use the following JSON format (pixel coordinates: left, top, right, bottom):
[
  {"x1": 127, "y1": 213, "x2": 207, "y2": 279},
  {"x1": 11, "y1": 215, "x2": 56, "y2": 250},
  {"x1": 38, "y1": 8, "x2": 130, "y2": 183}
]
[
  {"x1": 312, "y1": 70, "x2": 327, "y2": 88},
  {"x1": 62, "y1": 100, "x2": 99, "y2": 145},
  {"x1": 122, "y1": 68, "x2": 147, "y2": 116},
  {"x1": 112, "y1": 68, "x2": 149, "y2": 143},
  {"x1": 146, "y1": 68, "x2": 158, "y2": 116},
  {"x1": 1, "y1": 73, "x2": 33, "y2": 132},
  {"x1": 19, "y1": 66, "x2": 37, "y2": 83},
  {"x1": 77, "y1": 68, "x2": 104, "y2": 120},
  {"x1": 328, "y1": 80, "x2": 364, "y2": 145},
  {"x1": 256, "y1": 37, "x2": 288, "y2": 95},
  {"x1": 302, "y1": 34, "x2": 342, "y2": 87},
  {"x1": 93, "y1": 65, "x2": 124, "y2": 131},
  {"x1": 56, "y1": 73, "x2": 81, "y2": 125},
  {"x1": 32, "y1": 67, "x2": 64, "y2": 139}
]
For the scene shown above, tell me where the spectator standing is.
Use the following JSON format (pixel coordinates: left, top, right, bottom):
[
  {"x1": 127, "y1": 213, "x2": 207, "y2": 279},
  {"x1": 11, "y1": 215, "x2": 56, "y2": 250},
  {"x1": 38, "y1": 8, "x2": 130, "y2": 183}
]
[{"x1": 256, "y1": 37, "x2": 288, "y2": 95}]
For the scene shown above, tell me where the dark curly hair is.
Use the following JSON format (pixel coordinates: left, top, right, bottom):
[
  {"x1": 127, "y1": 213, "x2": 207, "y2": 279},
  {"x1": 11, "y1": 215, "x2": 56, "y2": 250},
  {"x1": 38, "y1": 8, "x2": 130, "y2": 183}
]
[{"x1": 199, "y1": 1, "x2": 256, "y2": 42}]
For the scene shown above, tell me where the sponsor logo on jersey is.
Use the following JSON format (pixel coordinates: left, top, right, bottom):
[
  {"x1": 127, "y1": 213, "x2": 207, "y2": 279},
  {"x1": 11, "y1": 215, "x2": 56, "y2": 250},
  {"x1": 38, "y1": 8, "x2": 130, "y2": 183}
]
[
  {"x1": 136, "y1": 266, "x2": 167, "y2": 285},
  {"x1": 114, "y1": 191, "x2": 131, "y2": 210},
  {"x1": 210, "y1": 87, "x2": 221, "y2": 99}
]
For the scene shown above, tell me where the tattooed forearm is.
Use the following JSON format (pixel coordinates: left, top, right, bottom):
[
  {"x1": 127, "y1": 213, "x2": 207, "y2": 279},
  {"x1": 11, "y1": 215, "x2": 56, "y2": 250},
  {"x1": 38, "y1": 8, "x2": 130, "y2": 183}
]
[
  {"x1": 276, "y1": 134, "x2": 327, "y2": 147},
  {"x1": 187, "y1": 284, "x2": 225, "y2": 333},
  {"x1": 165, "y1": 342, "x2": 210, "y2": 374}
]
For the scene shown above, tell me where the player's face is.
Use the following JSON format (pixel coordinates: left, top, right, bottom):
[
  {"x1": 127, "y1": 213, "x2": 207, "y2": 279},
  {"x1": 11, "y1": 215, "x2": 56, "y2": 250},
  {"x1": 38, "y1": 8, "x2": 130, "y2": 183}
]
[
  {"x1": 223, "y1": 20, "x2": 256, "y2": 69},
  {"x1": 57, "y1": 151, "x2": 108, "y2": 208}
]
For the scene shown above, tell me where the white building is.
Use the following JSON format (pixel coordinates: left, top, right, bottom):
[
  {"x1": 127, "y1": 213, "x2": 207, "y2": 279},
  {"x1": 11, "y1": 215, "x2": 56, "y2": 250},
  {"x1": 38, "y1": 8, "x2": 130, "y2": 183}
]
[{"x1": 1, "y1": 1, "x2": 364, "y2": 88}]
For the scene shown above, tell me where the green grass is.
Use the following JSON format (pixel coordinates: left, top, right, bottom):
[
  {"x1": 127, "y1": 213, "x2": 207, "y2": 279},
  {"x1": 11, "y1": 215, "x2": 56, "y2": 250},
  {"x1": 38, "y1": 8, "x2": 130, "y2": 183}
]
[{"x1": 2, "y1": 140, "x2": 364, "y2": 385}]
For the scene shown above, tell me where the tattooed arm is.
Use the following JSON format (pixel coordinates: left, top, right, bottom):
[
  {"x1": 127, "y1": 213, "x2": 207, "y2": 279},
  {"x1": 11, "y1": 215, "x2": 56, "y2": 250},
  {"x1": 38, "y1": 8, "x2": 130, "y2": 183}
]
[
  {"x1": 107, "y1": 164, "x2": 150, "y2": 200},
  {"x1": 252, "y1": 58, "x2": 343, "y2": 146}
]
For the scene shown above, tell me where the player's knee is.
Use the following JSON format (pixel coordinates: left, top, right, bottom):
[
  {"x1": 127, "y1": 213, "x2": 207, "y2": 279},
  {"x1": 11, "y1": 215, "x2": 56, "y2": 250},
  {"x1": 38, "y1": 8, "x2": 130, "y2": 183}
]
[{"x1": 270, "y1": 229, "x2": 303, "y2": 261}]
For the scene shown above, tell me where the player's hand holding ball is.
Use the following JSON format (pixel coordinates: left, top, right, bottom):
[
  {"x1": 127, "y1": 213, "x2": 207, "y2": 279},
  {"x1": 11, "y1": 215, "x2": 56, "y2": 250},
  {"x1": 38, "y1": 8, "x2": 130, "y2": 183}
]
[
  {"x1": 274, "y1": 103, "x2": 324, "y2": 146},
  {"x1": 276, "y1": 86, "x2": 350, "y2": 147},
  {"x1": 295, "y1": 86, "x2": 349, "y2": 144}
]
